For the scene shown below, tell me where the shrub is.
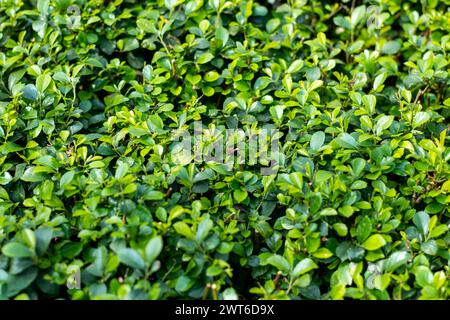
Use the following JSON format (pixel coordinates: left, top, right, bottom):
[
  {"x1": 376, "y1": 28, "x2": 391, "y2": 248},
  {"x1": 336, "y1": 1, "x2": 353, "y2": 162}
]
[{"x1": 0, "y1": 0, "x2": 449, "y2": 300}]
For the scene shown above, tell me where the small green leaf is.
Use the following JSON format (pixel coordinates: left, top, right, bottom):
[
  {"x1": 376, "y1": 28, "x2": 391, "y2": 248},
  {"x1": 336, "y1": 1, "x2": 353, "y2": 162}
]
[
  {"x1": 310, "y1": 131, "x2": 325, "y2": 151},
  {"x1": 21, "y1": 84, "x2": 38, "y2": 101},
  {"x1": 312, "y1": 248, "x2": 333, "y2": 259},
  {"x1": 373, "y1": 73, "x2": 387, "y2": 91},
  {"x1": 137, "y1": 19, "x2": 156, "y2": 33},
  {"x1": 0, "y1": 142, "x2": 22, "y2": 154},
  {"x1": 118, "y1": 248, "x2": 145, "y2": 270},
  {"x1": 215, "y1": 26, "x2": 229, "y2": 48},
  {"x1": 196, "y1": 218, "x2": 213, "y2": 241},
  {"x1": 415, "y1": 266, "x2": 433, "y2": 287},
  {"x1": 351, "y1": 6, "x2": 366, "y2": 28},
  {"x1": 233, "y1": 189, "x2": 248, "y2": 203},
  {"x1": 122, "y1": 38, "x2": 139, "y2": 52},
  {"x1": 204, "y1": 71, "x2": 220, "y2": 82},
  {"x1": 412, "y1": 112, "x2": 430, "y2": 128},
  {"x1": 384, "y1": 251, "x2": 411, "y2": 272},
  {"x1": 320, "y1": 208, "x2": 338, "y2": 216},
  {"x1": 145, "y1": 236, "x2": 163, "y2": 264},
  {"x1": 2, "y1": 242, "x2": 34, "y2": 258},
  {"x1": 36, "y1": 74, "x2": 51, "y2": 93},
  {"x1": 37, "y1": 0, "x2": 49, "y2": 15},
  {"x1": 143, "y1": 190, "x2": 165, "y2": 200},
  {"x1": 374, "y1": 115, "x2": 394, "y2": 136},
  {"x1": 115, "y1": 162, "x2": 129, "y2": 179},
  {"x1": 267, "y1": 255, "x2": 291, "y2": 273},
  {"x1": 175, "y1": 275, "x2": 194, "y2": 292},
  {"x1": 336, "y1": 133, "x2": 359, "y2": 149},
  {"x1": 333, "y1": 223, "x2": 348, "y2": 237},
  {"x1": 197, "y1": 52, "x2": 214, "y2": 64},
  {"x1": 356, "y1": 216, "x2": 372, "y2": 243},
  {"x1": 413, "y1": 211, "x2": 430, "y2": 237},
  {"x1": 292, "y1": 258, "x2": 318, "y2": 277},
  {"x1": 381, "y1": 40, "x2": 401, "y2": 54},
  {"x1": 286, "y1": 59, "x2": 304, "y2": 74},
  {"x1": 362, "y1": 234, "x2": 386, "y2": 251},
  {"x1": 35, "y1": 227, "x2": 53, "y2": 256},
  {"x1": 147, "y1": 114, "x2": 164, "y2": 132},
  {"x1": 173, "y1": 221, "x2": 195, "y2": 239}
]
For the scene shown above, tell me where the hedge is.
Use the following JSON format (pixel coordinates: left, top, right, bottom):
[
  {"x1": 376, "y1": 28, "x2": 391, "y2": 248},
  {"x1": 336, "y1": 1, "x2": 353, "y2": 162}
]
[{"x1": 0, "y1": 0, "x2": 449, "y2": 300}]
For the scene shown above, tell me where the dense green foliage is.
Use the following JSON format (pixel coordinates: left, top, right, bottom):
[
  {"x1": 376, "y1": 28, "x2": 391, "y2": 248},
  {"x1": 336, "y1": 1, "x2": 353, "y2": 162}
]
[{"x1": 0, "y1": 0, "x2": 449, "y2": 300}]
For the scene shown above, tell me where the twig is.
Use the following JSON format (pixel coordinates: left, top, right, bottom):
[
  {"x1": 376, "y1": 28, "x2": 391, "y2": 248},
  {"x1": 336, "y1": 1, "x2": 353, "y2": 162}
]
[{"x1": 413, "y1": 84, "x2": 430, "y2": 105}]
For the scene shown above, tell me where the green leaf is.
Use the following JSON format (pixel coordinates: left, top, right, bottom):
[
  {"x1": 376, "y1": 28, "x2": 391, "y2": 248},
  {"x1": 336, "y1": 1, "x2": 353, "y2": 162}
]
[
  {"x1": 310, "y1": 131, "x2": 325, "y2": 151},
  {"x1": 37, "y1": 0, "x2": 49, "y2": 15},
  {"x1": 60, "y1": 171, "x2": 75, "y2": 188},
  {"x1": 413, "y1": 211, "x2": 430, "y2": 237},
  {"x1": 233, "y1": 189, "x2": 248, "y2": 203},
  {"x1": 412, "y1": 112, "x2": 430, "y2": 128},
  {"x1": 196, "y1": 52, "x2": 214, "y2": 64},
  {"x1": 381, "y1": 40, "x2": 401, "y2": 54},
  {"x1": 223, "y1": 288, "x2": 238, "y2": 300},
  {"x1": 175, "y1": 275, "x2": 194, "y2": 292},
  {"x1": 384, "y1": 251, "x2": 411, "y2": 272},
  {"x1": 145, "y1": 236, "x2": 163, "y2": 264},
  {"x1": 87, "y1": 247, "x2": 107, "y2": 277},
  {"x1": 2, "y1": 242, "x2": 34, "y2": 258},
  {"x1": 254, "y1": 76, "x2": 271, "y2": 91},
  {"x1": 286, "y1": 59, "x2": 304, "y2": 74},
  {"x1": 35, "y1": 227, "x2": 53, "y2": 256},
  {"x1": 0, "y1": 269, "x2": 7, "y2": 282},
  {"x1": 173, "y1": 221, "x2": 195, "y2": 239},
  {"x1": 118, "y1": 248, "x2": 145, "y2": 270},
  {"x1": 21, "y1": 167, "x2": 47, "y2": 182},
  {"x1": 351, "y1": 158, "x2": 366, "y2": 176},
  {"x1": 22, "y1": 84, "x2": 38, "y2": 101},
  {"x1": 215, "y1": 26, "x2": 229, "y2": 48},
  {"x1": 61, "y1": 242, "x2": 83, "y2": 259},
  {"x1": 330, "y1": 283, "x2": 346, "y2": 300},
  {"x1": 204, "y1": 71, "x2": 220, "y2": 82},
  {"x1": 53, "y1": 71, "x2": 71, "y2": 83},
  {"x1": 147, "y1": 114, "x2": 164, "y2": 132},
  {"x1": 0, "y1": 142, "x2": 22, "y2": 154},
  {"x1": 415, "y1": 266, "x2": 433, "y2": 287},
  {"x1": 137, "y1": 19, "x2": 156, "y2": 33},
  {"x1": 267, "y1": 255, "x2": 291, "y2": 272},
  {"x1": 196, "y1": 218, "x2": 213, "y2": 241},
  {"x1": 123, "y1": 38, "x2": 139, "y2": 52},
  {"x1": 336, "y1": 133, "x2": 359, "y2": 149},
  {"x1": 430, "y1": 224, "x2": 448, "y2": 238},
  {"x1": 351, "y1": 6, "x2": 366, "y2": 28},
  {"x1": 292, "y1": 258, "x2": 318, "y2": 277},
  {"x1": 373, "y1": 73, "x2": 387, "y2": 91},
  {"x1": 312, "y1": 248, "x2": 333, "y2": 259},
  {"x1": 36, "y1": 74, "x2": 51, "y2": 93},
  {"x1": 320, "y1": 208, "x2": 338, "y2": 216},
  {"x1": 374, "y1": 115, "x2": 394, "y2": 136},
  {"x1": 143, "y1": 190, "x2": 165, "y2": 200},
  {"x1": 333, "y1": 223, "x2": 348, "y2": 237},
  {"x1": 266, "y1": 18, "x2": 280, "y2": 33},
  {"x1": 115, "y1": 162, "x2": 129, "y2": 180},
  {"x1": 306, "y1": 67, "x2": 320, "y2": 82},
  {"x1": 361, "y1": 234, "x2": 386, "y2": 251},
  {"x1": 6, "y1": 268, "x2": 38, "y2": 297},
  {"x1": 362, "y1": 94, "x2": 376, "y2": 113},
  {"x1": 165, "y1": 0, "x2": 184, "y2": 10},
  {"x1": 356, "y1": 216, "x2": 372, "y2": 243},
  {"x1": 104, "y1": 93, "x2": 129, "y2": 107}
]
